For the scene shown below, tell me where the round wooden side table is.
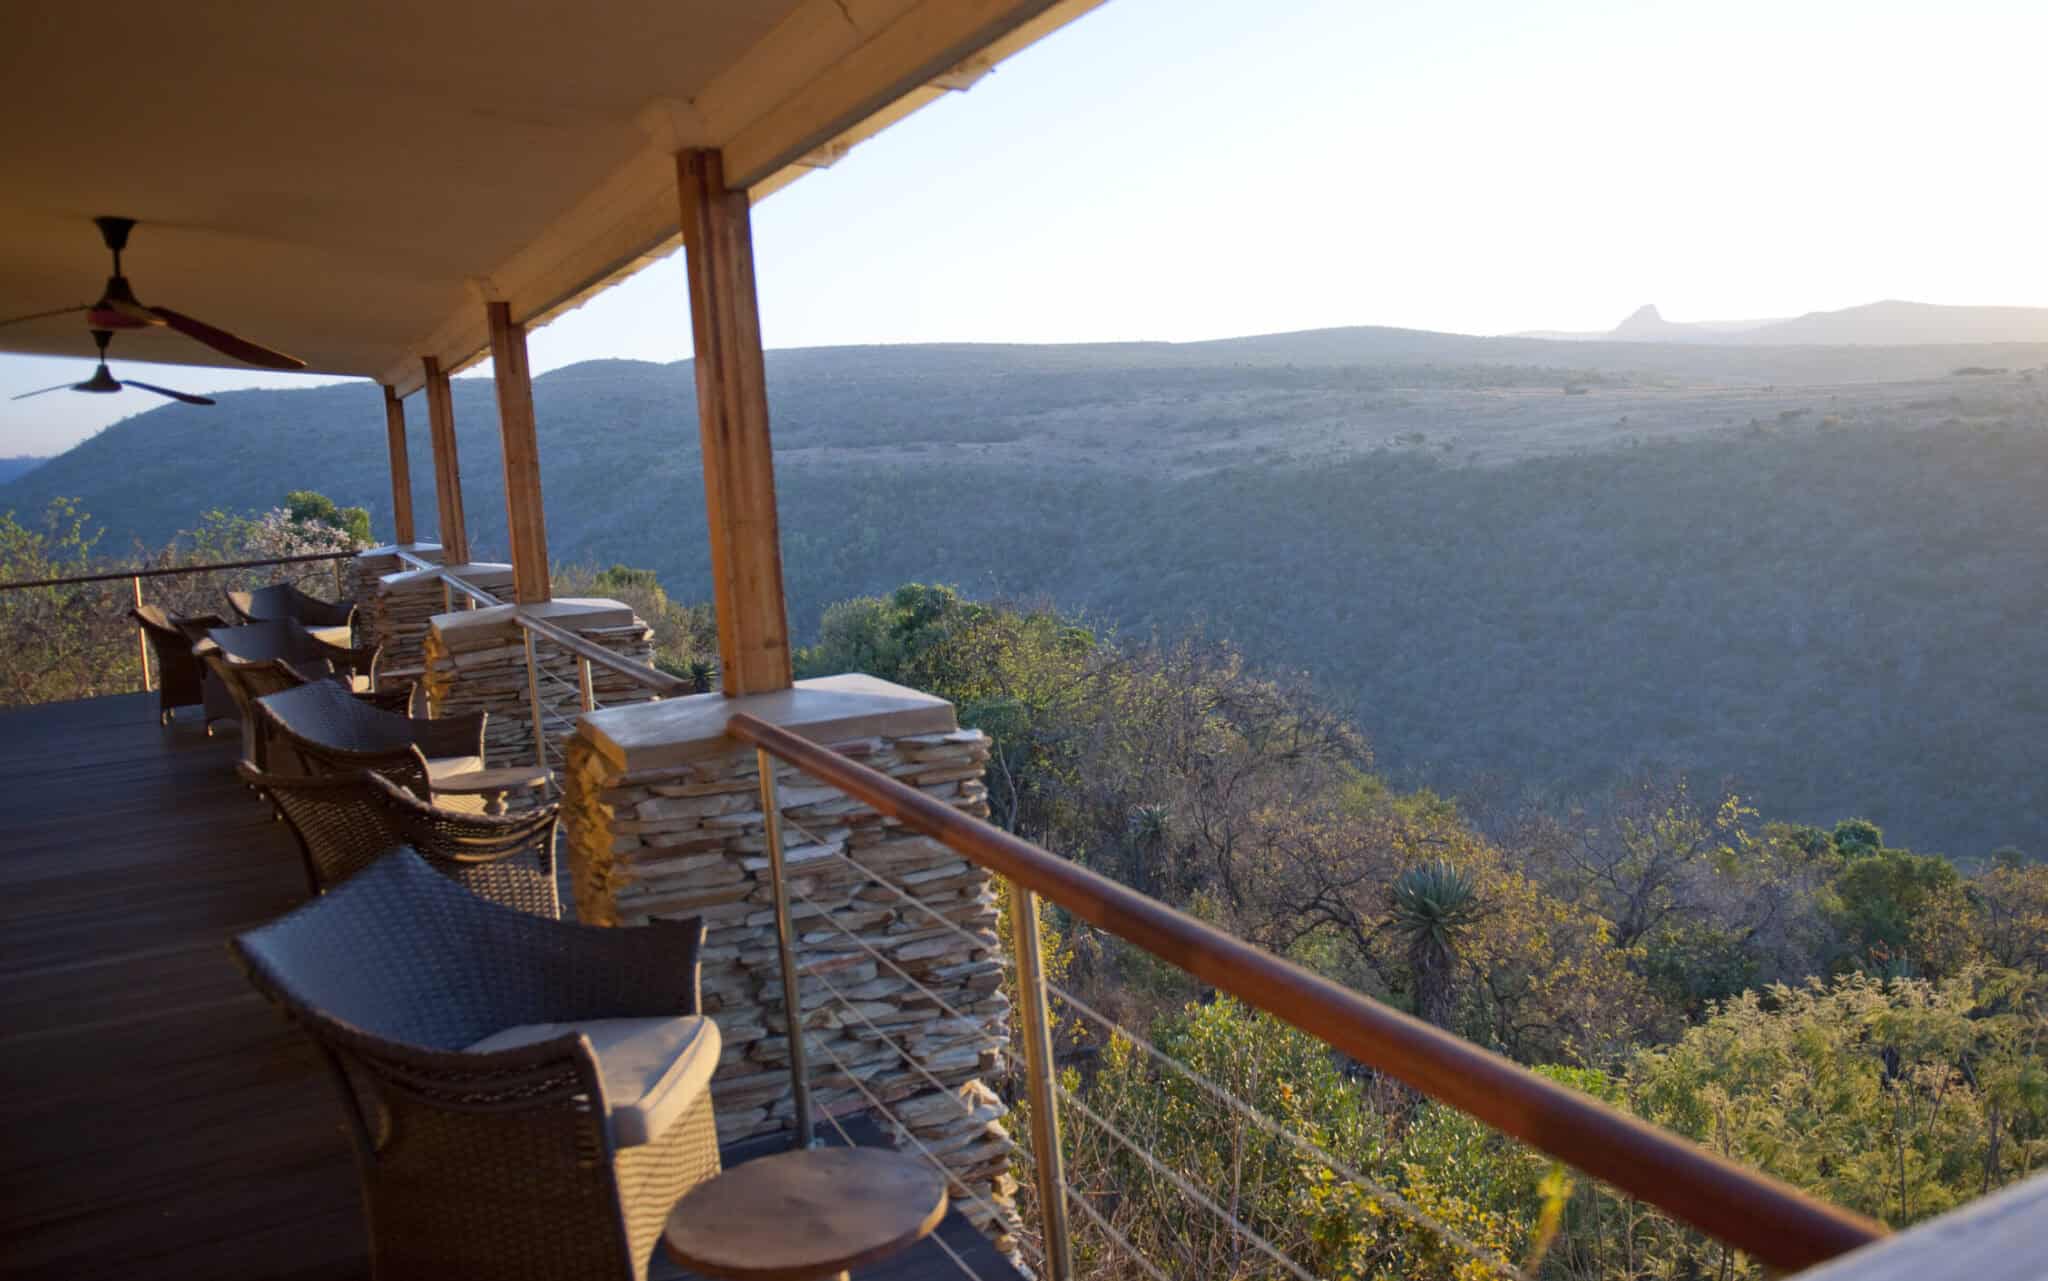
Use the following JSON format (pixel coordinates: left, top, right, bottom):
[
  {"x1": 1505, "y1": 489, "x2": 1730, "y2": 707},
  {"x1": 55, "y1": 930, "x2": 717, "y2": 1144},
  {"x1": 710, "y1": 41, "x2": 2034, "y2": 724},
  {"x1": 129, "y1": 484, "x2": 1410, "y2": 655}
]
[{"x1": 662, "y1": 1147, "x2": 948, "y2": 1281}]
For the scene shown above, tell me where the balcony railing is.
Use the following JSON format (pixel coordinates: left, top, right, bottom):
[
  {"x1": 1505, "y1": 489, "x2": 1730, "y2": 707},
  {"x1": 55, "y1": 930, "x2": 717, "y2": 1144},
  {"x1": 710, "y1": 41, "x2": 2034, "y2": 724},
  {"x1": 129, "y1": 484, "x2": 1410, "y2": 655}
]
[
  {"x1": 723, "y1": 712, "x2": 1889, "y2": 1279},
  {"x1": 0, "y1": 549, "x2": 355, "y2": 704},
  {"x1": 396, "y1": 578, "x2": 1899, "y2": 1278}
]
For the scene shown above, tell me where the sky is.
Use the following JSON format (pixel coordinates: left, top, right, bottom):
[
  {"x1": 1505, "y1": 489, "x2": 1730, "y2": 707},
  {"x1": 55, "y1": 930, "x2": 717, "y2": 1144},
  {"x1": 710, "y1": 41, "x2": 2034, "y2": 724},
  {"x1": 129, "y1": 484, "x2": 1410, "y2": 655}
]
[{"x1": 6, "y1": 0, "x2": 2045, "y2": 456}]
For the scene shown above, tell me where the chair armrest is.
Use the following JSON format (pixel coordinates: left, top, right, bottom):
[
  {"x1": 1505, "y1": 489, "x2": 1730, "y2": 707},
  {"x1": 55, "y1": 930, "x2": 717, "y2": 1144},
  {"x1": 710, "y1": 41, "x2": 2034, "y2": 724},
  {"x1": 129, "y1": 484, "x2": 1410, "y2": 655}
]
[{"x1": 413, "y1": 712, "x2": 486, "y2": 759}]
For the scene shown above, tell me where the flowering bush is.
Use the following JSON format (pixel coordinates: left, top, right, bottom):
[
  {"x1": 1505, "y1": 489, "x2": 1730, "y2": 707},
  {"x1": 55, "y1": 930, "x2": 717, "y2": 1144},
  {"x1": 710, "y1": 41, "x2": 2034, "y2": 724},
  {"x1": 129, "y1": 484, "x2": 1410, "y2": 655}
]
[{"x1": 0, "y1": 495, "x2": 365, "y2": 706}]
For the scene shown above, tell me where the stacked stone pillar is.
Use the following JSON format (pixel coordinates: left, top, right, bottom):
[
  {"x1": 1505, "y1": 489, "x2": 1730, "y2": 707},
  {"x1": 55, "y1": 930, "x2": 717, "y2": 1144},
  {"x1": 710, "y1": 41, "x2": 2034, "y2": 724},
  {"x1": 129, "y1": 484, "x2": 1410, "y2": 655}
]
[
  {"x1": 560, "y1": 676, "x2": 1022, "y2": 1254},
  {"x1": 347, "y1": 542, "x2": 440, "y2": 611},
  {"x1": 363, "y1": 559, "x2": 514, "y2": 690},
  {"x1": 422, "y1": 598, "x2": 657, "y2": 769}
]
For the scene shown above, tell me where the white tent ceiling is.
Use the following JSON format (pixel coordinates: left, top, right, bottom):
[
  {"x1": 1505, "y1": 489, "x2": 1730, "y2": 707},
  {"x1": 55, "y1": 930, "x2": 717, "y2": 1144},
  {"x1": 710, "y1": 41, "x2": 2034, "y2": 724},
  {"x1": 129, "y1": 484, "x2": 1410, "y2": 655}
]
[{"x1": 0, "y1": 0, "x2": 1095, "y2": 395}]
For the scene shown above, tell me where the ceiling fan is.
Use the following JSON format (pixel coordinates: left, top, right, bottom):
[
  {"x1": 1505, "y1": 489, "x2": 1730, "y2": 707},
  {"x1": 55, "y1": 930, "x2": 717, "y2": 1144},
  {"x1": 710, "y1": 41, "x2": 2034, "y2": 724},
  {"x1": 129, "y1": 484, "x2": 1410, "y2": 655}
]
[
  {"x1": 0, "y1": 216, "x2": 304, "y2": 370},
  {"x1": 11, "y1": 329, "x2": 215, "y2": 405}
]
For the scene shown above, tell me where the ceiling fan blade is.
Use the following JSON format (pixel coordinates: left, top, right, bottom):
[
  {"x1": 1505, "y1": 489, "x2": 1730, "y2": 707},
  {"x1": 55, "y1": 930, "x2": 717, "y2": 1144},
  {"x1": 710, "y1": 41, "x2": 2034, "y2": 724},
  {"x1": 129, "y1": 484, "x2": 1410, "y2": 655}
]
[
  {"x1": 0, "y1": 303, "x2": 90, "y2": 329},
  {"x1": 10, "y1": 382, "x2": 80, "y2": 400},
  {"x1": 147, "y1": 306, "x2": 306, "y2": 370},
  {"x1": 123, "y1": 380, "x2": 216, "y2": 406}
]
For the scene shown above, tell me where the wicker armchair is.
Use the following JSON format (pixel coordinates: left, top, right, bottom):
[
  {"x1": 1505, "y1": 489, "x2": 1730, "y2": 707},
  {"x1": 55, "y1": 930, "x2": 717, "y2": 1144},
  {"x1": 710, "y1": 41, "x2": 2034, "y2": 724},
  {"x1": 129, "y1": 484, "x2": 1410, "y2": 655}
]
[
  {"x1": 197, "y1": 626, "x2": 379, "y2": 772},
  {"x1": 238, "y1": 764, "x2": 560, "y2": 914},
  {"x1": 255, "y1": 679, "x2": 543, "y2": 813},
  {"x1": 129, "y1": 604, "x2": 226, "y2": 724},
  {"x1": 231, "y1": 851, "x2": 721, "y2": 1281},
  {"x1": 225, "y1": 580, "x2": 356, "y2": 633},
  {"x1": 207, "y1": 619, "x2": 380, "y2": 689}
]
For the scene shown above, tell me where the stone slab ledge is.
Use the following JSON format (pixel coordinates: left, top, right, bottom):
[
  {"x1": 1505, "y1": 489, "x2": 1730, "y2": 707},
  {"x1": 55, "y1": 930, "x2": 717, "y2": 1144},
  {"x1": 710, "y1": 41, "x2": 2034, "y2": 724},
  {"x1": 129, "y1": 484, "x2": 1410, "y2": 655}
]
[{"x1": 579, "y1": 673, "x2": 959, "y2": 773}]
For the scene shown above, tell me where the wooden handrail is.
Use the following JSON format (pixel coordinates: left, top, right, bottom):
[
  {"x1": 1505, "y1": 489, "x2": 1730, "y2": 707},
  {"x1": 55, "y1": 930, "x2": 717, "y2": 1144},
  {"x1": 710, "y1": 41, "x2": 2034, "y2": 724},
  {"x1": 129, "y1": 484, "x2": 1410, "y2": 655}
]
[
  {"x1": 513, "y1": 610, "x2": 689, "y2": 695},
  {"x1": 0, "y1": 549, "x2": 354, "y2": 593},
  {"x1": 725, "y1": 711, "x2": 1890, "y2": 1273}
]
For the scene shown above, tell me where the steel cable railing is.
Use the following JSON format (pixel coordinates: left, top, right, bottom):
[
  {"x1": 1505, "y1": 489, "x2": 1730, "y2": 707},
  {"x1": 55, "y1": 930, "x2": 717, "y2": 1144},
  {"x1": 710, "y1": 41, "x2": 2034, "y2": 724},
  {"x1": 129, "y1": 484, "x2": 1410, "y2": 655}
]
[
  {"x1": 728, "y1": 711, "x2": 1890, "y2": 1277},
  {"x1": 1, "y1": 548, "x2": 356, "y2": 707},
  {"x1": 795, "y1": 956, "x2": 1039, "y2": 1257},
  {"x1": 767, "y1": 807, "x2": 1523, "y2": 1281},
  {"x1": 1061, "y1": 1180, "x2": 1175, "y2": 1281},
  {"x1": 1053, "y1": 1081, "x2": 1319, "y2": 1281},
  {"x1": 1042, "y1": 930, "x2": 1530, "y2": 1279}
]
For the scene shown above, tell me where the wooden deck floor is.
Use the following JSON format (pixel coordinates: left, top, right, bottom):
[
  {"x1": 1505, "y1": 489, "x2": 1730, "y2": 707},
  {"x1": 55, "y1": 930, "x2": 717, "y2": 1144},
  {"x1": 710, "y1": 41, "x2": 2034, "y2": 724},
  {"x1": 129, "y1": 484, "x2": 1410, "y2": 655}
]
[{"x1": 0, "y1": 694, "x2": 1019, "y2": 1281}]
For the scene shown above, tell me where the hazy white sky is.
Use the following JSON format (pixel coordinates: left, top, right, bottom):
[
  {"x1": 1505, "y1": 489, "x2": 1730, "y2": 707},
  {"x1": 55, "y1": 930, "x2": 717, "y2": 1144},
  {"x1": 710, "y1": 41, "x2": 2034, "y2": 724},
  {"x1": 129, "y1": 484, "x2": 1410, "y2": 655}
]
[{"x1": 5, "y1": 0, "x2": 2044, "y2": 455}]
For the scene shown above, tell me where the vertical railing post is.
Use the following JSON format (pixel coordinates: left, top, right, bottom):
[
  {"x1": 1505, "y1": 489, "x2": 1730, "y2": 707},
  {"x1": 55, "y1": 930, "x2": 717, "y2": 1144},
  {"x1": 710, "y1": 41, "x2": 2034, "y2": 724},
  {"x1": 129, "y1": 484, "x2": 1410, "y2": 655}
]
[
  {"x1": 522, "y1": 625, "x2": 548, "y2": 775},
  {"x1": 755, "y1": 748, "x2": 814, "y2": 1148},
  {"x1": 1009, "y1": 883, "x2": 1073, "y2": 1281},
  {"x1": 577, "y1": 655, "x2": 596, "y2": 713},
  {"x1": 331, "y1": 557, "x2": 345, "y2": 601},
  {"x1": 441, "y1": 578, "x2": 452, "y2": 616},
  {"x1": 131, "y1": 575, "x2": 151, "y2": 693}
]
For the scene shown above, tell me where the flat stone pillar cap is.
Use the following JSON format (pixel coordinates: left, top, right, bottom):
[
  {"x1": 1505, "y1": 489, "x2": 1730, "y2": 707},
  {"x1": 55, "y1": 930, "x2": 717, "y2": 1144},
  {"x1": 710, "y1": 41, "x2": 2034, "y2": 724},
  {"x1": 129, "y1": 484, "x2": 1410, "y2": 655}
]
[
  {"x1": 579, "y1": 673, "x2": 958, "y2": 773},
  {"x1": 353, "y1": 541, "x2": 443, "y2": 561},
  {"x1": 378, "y1": 560, "x2": 515, "y2": 591},
  {"x1": 429, "y1": 597, "x2": 637, "y2": 639}
]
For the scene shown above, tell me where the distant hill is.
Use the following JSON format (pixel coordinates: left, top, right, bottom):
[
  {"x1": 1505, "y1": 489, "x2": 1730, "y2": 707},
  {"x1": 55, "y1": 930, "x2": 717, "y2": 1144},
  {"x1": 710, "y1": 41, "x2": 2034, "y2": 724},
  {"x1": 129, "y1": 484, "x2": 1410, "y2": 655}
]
[
  {"x1": 6, "y1": 325, "x2": 2048, "y2": 857},
  {"x1": 1525, "y1": 299, "x2": 2048, "y2": 346},
  {"x1": 1737, "y1": 300, "x2": 2048, "y2": 346},
  {"x1": 0, "y1": 455, "x2": 44, "y2": 486}
]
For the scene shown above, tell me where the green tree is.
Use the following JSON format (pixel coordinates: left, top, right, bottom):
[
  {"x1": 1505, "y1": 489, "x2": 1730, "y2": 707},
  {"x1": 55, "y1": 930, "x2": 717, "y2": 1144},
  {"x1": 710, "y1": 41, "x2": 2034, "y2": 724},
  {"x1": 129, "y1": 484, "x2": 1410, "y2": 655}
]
[
  {"x1": 1833, "y1": 818, "x2": 1886, "y2": 859},
  {"x1": 1831, "y1": 849, "x2": 1966, "y2": 976},
  {"x1": 282, "y1": 489, "x2": 371, "y2": 547},
  {"x1": 1628, "y1": 971, "x2": 2048, "y2": 1234},
  {"x1": 0, "y1": 498, "x2": 123, "y2": 703}
]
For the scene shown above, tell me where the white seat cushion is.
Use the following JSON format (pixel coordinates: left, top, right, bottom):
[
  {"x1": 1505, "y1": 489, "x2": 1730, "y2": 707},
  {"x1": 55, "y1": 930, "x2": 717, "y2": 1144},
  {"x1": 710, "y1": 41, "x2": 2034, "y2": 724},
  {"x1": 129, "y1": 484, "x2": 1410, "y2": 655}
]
[
  {"x1": 425, "y1": 754, "x2": 485, "y2": 780},
  {"x1": 466, "y1": 1016, "x2": 721, "y2": 1148}
]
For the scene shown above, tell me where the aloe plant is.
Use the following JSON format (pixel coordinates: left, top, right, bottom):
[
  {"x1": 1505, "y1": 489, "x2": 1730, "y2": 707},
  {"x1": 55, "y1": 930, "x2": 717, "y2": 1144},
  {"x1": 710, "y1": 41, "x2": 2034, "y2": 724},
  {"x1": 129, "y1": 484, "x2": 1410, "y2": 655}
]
[{"x1": 1389, "y1": 859, "x2": 1483, "y2": 1029}]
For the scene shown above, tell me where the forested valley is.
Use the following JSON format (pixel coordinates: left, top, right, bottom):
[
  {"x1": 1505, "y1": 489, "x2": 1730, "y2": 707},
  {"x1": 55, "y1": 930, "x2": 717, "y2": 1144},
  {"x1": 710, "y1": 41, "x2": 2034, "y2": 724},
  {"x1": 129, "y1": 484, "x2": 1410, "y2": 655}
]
[{"x1": 7, "y1": 329, "x2": 2045, "y2": 855}]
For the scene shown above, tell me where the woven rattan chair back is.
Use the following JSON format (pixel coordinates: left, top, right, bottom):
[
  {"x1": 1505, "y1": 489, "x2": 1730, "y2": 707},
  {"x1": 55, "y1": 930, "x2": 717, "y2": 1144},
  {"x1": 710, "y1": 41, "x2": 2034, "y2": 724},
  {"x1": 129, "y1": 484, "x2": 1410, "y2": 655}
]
[
  {"x1": 225, "y1": 580, "x2": 355, "y2": 630},
  {"x1": 255, "y1": 679, "x2": 484, "y2": 797},
  {"x1": 230, "y1": 852, "x2": 715, "y2": 1281},
  {"x1": 239, "y1": 764, "x2": 559, "y2": 914}
]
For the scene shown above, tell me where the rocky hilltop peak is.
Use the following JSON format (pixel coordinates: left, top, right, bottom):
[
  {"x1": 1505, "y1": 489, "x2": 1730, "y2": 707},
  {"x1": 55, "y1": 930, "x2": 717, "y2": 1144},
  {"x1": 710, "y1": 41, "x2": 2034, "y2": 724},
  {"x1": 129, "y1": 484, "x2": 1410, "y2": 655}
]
[{"x1": 1611, "y1": 303, "x2": 1687, "y2": 338}]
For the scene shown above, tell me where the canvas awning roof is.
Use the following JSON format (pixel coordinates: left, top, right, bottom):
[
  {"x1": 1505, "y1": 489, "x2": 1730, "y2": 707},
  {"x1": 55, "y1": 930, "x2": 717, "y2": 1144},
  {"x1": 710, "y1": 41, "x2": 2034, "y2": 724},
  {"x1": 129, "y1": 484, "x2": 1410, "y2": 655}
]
[{"x1": 0, "y1": 0, "x2": 1094, "y2": 394}]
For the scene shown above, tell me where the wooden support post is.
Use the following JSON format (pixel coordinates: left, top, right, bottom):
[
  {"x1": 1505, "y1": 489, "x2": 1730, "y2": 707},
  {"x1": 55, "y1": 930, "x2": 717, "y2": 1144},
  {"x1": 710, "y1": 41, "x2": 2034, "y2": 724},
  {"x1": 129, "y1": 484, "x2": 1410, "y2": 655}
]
[
  {"x1": 486, "y1": 301, "x2": 551, "y2": 605},
  {"x1": 678, "y1": 148, "x2": 792, "y2": 696},
  {"x1": 422, "y1": 356, "x2": 470, "y2": 565},
  {"x1": 381, "y1": 385, "x2": 416, "y2": 546}
]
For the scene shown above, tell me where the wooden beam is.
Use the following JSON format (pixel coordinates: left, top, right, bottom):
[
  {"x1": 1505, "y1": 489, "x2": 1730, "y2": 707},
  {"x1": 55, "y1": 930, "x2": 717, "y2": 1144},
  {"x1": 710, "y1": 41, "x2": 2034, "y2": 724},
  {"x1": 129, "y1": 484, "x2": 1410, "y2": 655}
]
[
  {"x1": 422, "y1": 356, "x2": 470, "y2": 565},
  {"x1": 678, "y1": 148, "x2": 792, "y2": 697},
  {"x1": 486, "y1": 301, "x2": 551, "y2": 605},
  {"x1": 380, "y1": 385, "x2": 416, "y2": 545}
]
